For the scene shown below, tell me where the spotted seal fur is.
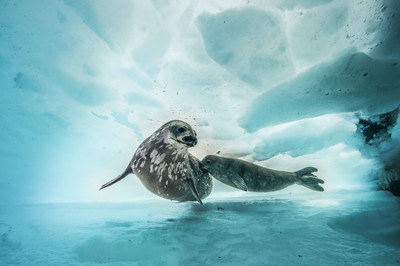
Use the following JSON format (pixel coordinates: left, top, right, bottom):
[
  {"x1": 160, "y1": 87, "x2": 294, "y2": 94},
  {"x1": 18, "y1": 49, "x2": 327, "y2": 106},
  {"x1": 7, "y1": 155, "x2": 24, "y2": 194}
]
[{"x1": 100, "y1": 120, "x2": 212, "y2": 204}]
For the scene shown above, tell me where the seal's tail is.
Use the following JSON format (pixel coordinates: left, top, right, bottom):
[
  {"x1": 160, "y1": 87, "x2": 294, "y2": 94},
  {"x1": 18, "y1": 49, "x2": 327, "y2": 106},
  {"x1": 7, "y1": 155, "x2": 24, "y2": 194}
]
[
  {"x1": 99, "y1": 164, "x2": 132, "y2": 191},
  {"x1": 295, "y1": 167, "x2": 324, "y2": 192}
]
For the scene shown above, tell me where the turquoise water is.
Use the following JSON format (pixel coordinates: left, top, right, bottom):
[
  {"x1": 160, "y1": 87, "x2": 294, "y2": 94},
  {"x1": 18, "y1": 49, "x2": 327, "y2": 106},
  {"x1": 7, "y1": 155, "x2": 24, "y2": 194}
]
[
  {"x1": 1, "y1": 191, "x2": 399, "y2": 265},
  {"x1": 1, "y1": 1, "x2": 400, "y2": 265}
]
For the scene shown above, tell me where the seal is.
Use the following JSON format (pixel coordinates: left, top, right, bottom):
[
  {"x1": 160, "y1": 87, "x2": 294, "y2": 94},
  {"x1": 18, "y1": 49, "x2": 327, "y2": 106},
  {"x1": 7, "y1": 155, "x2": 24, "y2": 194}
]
[
  {"x1": 99, "y1": 120, "x2": 212, "y2": 204},
  {"x1": 201, "y1": 155, "x2": 324, "y2": 192}
]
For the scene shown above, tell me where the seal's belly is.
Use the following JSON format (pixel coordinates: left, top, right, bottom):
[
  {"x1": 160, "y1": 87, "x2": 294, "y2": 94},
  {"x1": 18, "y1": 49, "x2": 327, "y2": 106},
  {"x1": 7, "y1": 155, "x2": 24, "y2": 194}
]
[
  {"x1": 134, "y1": 162, "x2": 212, "y2": 201},
  {"x1": 136, "y1": 171, "x2": 192, "y2": 200}
]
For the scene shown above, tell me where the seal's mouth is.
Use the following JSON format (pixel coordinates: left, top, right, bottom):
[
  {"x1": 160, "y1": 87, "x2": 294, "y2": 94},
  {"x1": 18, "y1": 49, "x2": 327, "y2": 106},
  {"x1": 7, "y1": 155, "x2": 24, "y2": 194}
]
[{"x1": 176, "y1": 135, "x2": 197, "y2": 147}]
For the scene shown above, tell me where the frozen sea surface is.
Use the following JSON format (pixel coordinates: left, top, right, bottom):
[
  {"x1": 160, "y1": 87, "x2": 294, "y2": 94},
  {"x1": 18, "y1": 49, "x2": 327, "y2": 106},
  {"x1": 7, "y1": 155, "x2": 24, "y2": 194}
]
[{"x1": 1, "y1": 190, "x2": 399, "y2": 265}]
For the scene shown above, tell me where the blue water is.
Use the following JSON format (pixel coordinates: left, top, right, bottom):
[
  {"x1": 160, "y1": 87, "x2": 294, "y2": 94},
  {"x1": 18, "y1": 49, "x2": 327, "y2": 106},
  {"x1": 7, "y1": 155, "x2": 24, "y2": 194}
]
[
  {"x1": 1, "y1": 191, "x2": 399, "y2": 265},
  {"x1": 1, "y1": 1, "x2": 400, "y2": 265}
]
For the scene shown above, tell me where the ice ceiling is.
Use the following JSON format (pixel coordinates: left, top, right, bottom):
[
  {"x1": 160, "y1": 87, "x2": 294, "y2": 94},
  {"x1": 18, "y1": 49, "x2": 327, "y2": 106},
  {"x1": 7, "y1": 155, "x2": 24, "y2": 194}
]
[{"x1": 0, "y1": 0, "x2": 399, "y2": 203}]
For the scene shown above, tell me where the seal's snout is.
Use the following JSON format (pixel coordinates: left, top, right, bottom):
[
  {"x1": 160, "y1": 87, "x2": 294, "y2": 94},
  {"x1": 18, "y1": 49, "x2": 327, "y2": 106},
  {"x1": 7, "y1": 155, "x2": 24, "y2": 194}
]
[{"x1": 182, "y1": 135, "x2": 197, "y2": 146}]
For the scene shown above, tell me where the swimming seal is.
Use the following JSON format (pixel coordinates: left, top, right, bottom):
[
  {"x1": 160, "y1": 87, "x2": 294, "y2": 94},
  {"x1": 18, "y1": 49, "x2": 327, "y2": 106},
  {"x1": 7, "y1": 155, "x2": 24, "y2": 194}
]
[
  {"x1": 201, "y1": 155, "x2": 324, "y2": 192},
  {"x1": 99, "y1": 120, "x2": 212, "y2": 204}
]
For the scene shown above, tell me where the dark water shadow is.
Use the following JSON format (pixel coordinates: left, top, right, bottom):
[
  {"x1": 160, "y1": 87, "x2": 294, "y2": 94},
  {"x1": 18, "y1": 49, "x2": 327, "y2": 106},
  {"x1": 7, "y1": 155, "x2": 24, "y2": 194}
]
[
  {"x1": 0, "y1": 223, "x2": 21, "y2": 251},
  {"x1": 181, "y1": 198, "x2": 300, "y2": 220},
  {"x1": 103, "y1": 221, "x2": 133, "y2": 228},
  {"x1": 328, "y1": 208, "x2": 400, "y2": 247}
]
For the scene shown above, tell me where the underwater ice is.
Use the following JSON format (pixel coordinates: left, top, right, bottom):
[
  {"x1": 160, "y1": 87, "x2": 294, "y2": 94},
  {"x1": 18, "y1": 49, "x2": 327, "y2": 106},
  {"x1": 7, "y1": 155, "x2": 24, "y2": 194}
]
[{"x1": 1, "y1": 0, "x2": 400, "y2": 265}]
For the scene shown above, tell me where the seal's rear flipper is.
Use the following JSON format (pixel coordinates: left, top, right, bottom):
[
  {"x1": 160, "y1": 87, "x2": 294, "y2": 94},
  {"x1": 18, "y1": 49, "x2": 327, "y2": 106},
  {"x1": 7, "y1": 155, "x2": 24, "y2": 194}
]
[
  {"x1": 295, "y1": 167, "x2": 324, "y2": 192},
  {"x1": 186, "y1": 178, "x2": 203, "y2": 205},
  {"x1": 99, "y1": 165, "x2": 132, "y2": 190}
]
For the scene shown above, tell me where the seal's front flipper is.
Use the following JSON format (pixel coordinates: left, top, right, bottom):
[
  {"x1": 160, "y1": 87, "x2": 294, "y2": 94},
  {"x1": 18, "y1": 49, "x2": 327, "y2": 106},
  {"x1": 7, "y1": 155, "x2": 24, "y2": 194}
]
[
  {"x1": 231, "y1": 175, "x2": 248, "y2": 191},
  {"x1": 186, "y1": 178, "x2": 203, "y2": 205},
  {"x1": 99, "y1": 165, "x2": 132, "y2": 190},
  {"x1": 295, "y1": 167, "x2": 324, "y2": 192}
]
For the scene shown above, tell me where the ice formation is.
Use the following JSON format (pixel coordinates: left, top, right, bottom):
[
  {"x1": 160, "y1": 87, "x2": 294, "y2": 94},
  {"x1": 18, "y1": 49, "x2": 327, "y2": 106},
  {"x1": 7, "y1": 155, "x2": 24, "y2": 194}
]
[{"x1": 0, "y1": 0, "x2": 399, "y2": 265}]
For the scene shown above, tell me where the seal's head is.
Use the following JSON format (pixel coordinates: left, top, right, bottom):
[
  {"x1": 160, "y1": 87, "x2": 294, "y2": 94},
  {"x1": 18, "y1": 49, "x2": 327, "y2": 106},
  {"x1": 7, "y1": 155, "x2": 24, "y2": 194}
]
[
  {"x1": 161, "y1": 120, "x2": 198, "y2": 148},
  {"x1": 201, "y1": 155, "x2": 222, "y2": 171}
]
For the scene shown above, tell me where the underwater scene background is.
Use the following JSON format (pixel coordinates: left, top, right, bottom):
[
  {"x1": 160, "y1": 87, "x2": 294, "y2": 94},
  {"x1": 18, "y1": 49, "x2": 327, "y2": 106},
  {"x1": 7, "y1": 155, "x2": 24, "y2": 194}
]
[{"x1": 1, "y1": 0, "x2": 400, "y2": 265}]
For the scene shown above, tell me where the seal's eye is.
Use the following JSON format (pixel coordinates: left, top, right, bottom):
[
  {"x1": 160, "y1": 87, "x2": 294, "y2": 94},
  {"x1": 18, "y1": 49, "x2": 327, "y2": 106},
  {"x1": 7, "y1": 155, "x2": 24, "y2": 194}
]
[
  {"x1": 206, "y1": 160, "x2": 211, "y2": 164},
  {"x1": 178, "y1": 127, "x2": 186, "y2": 133}
]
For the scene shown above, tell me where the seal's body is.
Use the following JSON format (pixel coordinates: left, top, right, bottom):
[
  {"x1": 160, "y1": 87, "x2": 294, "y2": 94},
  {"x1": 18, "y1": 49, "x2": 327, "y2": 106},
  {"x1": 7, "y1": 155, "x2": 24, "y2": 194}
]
[
  {"x1": 100, "y1": 120, "x2": 212, "y2": 204},
  {"x1": 201, "y1": 155, "x2": 324, "y2": 192}
]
